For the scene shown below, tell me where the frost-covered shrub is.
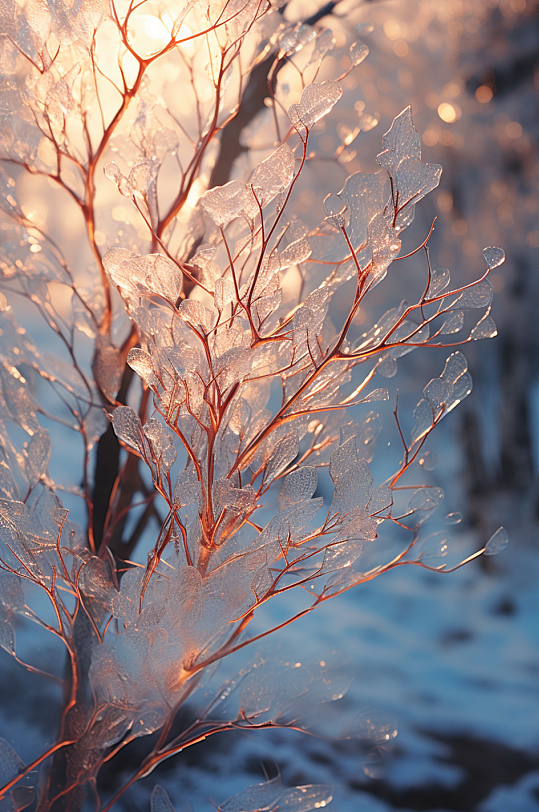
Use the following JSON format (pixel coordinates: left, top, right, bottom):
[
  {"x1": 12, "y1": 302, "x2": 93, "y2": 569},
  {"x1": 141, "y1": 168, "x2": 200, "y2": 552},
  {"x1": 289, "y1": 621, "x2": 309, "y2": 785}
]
[{"x1": 0, "y1": 0, "x2": 508, "y2": 809}]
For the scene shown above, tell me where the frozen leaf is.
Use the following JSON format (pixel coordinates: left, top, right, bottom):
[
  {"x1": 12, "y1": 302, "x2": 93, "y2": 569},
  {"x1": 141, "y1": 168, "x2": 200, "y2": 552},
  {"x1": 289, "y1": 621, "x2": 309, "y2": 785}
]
[
  {"x1": 444, "y1": 512, "x2": 462, "y2": 525},
  {"x1": 377, "y1": 106, "x2": 421, "y2": 175},
  {"x1": 418, "y1": 531, "x2": 450, "y2": 563},
  {"x1": 263, "y1": 431, "x2": 299, "y2": 484},
  {"x1": 201, "y1": 180, "x2": 252, "y2": 227},
  {"x1": 93, "y1": 335, "x2": 122, "y2": 401},
  {"x1": 151, "y1": 785, "x2": 176, "y2": 812},
  {"x1": 439, "y1": 310, "x2": 463, "y2": 335},
  {"x1": 279, "y1": 23, "x2": 315, "y2": 56},
  {"x1": 323, "y1": 193, "x2": 350, "y2": 229},
  {"x1": 218, "y1": 776, "x2": 282, "y2": 812},
  {"x1": 484, "y1": 526, "x2": 509, "y2": 556},
  {"x1": 349, "y1": 40, "x2": 369, "y2": 66},
  {"x1": 0, "y1": 614, "x2": 15, "y2": 654},
  {"x1": 307, "y1": 28, "x2": 335, "y2": 67},
  {"x1": 483, "y1": 246, "x2": 505, "y2": 270},
  {"x1": 215, "y1": 276, "x2": 236, "y2": 310},
  {"x1": 426, "y1": 267, "x2": 450, "y2": 299},
  {"x1": 112, "y1": 406, "x2": 144, "y2": 455},
  {"x1": 249, "y1": 144, "x2": 295, "y2": 209},
  {"x1": 469, "y1": 309, "x2": 497, "y2": 340},
  {"x1": 0, "y1": 738, "x2": 25, "y2": 787},
  {"x1": 24, "y1": 430, "x2": 51, "y2": 484},
  {"x1": 395, "y1": 155, "x2": 442, "y2": 207},
  {"x1": 279, "y1": 468, "x2": 317, "y2": 511},
  {"x1": 453, "y1": 279, "x2": 493, "y2": 309},
  {"x1": 288, "y1": 81, "x2": 342, "y2": 133},
  {"x1": 278, "y1": 785, "x2": 333, "y2": 811},
  {"x1": 418, "y1": 451, "x2": 437, "y2": 471},
  {"x1": 167, "y1": 566, "x2": 202, "y2": 629},
  {"x1": 128, "y1": 348, "x2": 156, "y2": 388},
  {"x1": 360, "y1": 388, "x2": 389, "y2": 403}
]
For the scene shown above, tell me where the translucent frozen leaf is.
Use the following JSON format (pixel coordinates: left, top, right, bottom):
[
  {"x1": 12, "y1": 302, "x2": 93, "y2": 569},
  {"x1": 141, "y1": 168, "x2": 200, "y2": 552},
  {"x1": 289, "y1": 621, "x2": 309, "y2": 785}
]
[
  {"x1": 439, "y1": 310, "x2": 463, "y2": 335},
  {"x1": 469, "y1": 309, "x2": 497, "y2": 340},
  {"x1": 394, "y1": 156, "x2": 441, "y2": 210},
  {"x1": 218, "y1": 776, "x2": 282, "y2": 812},
  {"x1": 24, "y1": 430, "x2": 51, "y2": 484},
  {"x1": 0, "y1": 616, "x2": 15, "y2": 654},
  {"x1": 201, "y1": 180, "x2": 252, "y2": 227},
  {"x1": 167, "y1": 566, "x2": 202, "y2": 629},
  {"x1": 0, "y1": 738, "x2": 25, "y2": 786},
  {"x1": 483, "y1": 246, "x2": 505, "y2": 270},
  {"x1": 407, "y1": 487, "x2": 443, "y2": 515},
  {"x1": 484, "y1": 526, "x2": 509, "y2": 556},
  {"x1": 444, "y1": 512, "x2": 462, "y2": 525},
  {"x1": 132, "y1": 710, "x2": 166, "y2": 739},
  {"x1": 93, "y1": 335, "x2": 122, "y2": 401},
  {"x1": 279, "y1": 22, "x2": 315, "y2": 55},
  {"x1": 251, "y1": 563, "x2": 273, "y2": 600},
  {"x1": 377, "y1": 106, "x2": 421, "y2": 175},
  {"x1": 112, "y1": 405, "x2": 144, "y2": 455},
  {"x1": 426, "y1": 267, "x2": 450, "y2": 299},
  {"x1": 307, "y1": 28, "x2": 335, "y2": 67},
  {"x1": 151, "y1": 785, "x2": 176, "y2": 812},
  {"x1": 418, "y1": 451, "x2": 437, "y2": 471},
  {"x1": 453, "y1": 279, "x2": 493, "y2": 309},
  {"x1": 349, "y1": 40, "x2": 369, "y2": 66},
  {"x1": 323, "y1": 193, "x2": 349, "y2": 229},
  {"x1": 249, "y1": 144, "x2": 295, "y2": 209},
  {"x1": 263, "y1": 431, "x2": 299, "y2": 484},
  {"x1": 418, "y1": 531, "x2": 450, "y2": 563},
  {"x1": 360, "y1": 388, "x2": 389, "y2": 404},
  {"x1": 377, "y1": 355, "x2": 397, "y2": 378},
  {"x1": 215, "y1": 276, "x2": 236, "y2": 310},
  {"x1": 279, "y1": 238, "x2": 311, "y2": 268},
  {"x1": 288, "y1": 80, "x2": 342, "y2": 133},
  {"x1": 279, "y1": 468, "x2": 317, "y2": 511}
]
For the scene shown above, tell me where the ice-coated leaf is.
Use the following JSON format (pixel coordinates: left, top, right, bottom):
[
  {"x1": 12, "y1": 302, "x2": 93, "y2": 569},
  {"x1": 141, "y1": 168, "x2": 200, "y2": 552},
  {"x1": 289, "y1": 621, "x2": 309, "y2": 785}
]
[
  {"x1": 395, "y1": 156, "x2": 441, "y2": 206},
  {"x1": 288, "y1": 80, "x2": 342, "y2": 133},
  {"x1": 0, "y1": 737, "x2": 25, "y2": 785},
  {"x1": 112, "y1": 406, "x2": 144, "y2": 455},
  {"x1": 426, "y1": 267, "x2": 450, "y2": 299},
  {"x1": 263, "y1": 431, "x2": 299, "y2": 484},
  {"x1": 0, "y1": 615, "x2": 15, "y2": 654},
  {"x1": 360, "y1": 388, "x2": 389, "y2": 404},
  {"x1": 278, "y1": 784, "x2": 333, "y2": 811},
  {"x1": 279, "y1": 467, "x2": 317, "y2": 511},
  {"x1": 279, "y1": 22, "x2": 316, "y2": 56},
  {"x1": 377, "y1": 106, "x2": 421, "y2": 175},
  {"x1": 249, "y1": 144, "x2": 295, "y2": 209},
  {"x1": 323, "y1": 193, "x2": 350, "y2": 228},
  {"x1": 93, "y1": 335, "x2": 122, "y2": 401},
  {"x1": 439, "y1": 310, "x2": 463, "y2": 335},
  {"x1": 484, "y1": 526, "x2": 509, "y2": 556},
  {"x1": 24, "y1": 430, "x2": 51, "y2": 484},
  {"x1": 151, "y1": 784, "x2": 176, "y2": 812},
  {"x1": 483, "y1": 246, "x2": 505, "y2": 270},
  {"x1": 444, "y1": 512, "x2": 462, "y2": 525},
  {"x1": 349, "y1": 40, "x2": 369, "y2": 66},
  {"x1": 469, "y1": 309, "x2": 497, "y2": 340},
  {"x1": 307, "y1": 28, "x2": 335, "y2": 67},
  {"x1": 218, "y1": 776, "x2": 282, "y2": 812},
  {"x1": 167, "y1": 566, "x2": 202, "y2": 629},
  {"x1": 215, "y1": 276, "x2": 236, "y2": 310},
  {"x1": 453, "y1": 279, "x2": 493, "y2": 309},
  {"x1": 418, "y1": 531, "x2": 450, "y2": 563},
  {"x1": 201, "y1": 180, "x2": 252, "y2": 227}
]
